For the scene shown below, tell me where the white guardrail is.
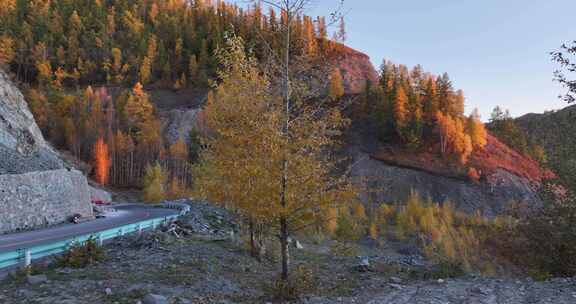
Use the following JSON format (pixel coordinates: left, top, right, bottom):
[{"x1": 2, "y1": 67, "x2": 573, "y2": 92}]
[{"x1": 0, "y1": 202, "x2": 190, "y2": 271}]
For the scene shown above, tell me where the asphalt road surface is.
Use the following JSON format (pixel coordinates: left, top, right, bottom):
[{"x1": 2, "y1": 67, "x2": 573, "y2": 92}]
[{"x1": 0, "y1": 204, "x2": 177, "y2": 253}]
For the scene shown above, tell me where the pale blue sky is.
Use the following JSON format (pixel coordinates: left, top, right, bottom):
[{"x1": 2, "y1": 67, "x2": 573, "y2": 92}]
[{"x1": 235, "y1": 0, "x2": 575, "y2": 119}]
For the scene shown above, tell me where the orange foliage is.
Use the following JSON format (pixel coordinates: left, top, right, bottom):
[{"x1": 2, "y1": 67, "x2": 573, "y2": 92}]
[
  {"x1": 468, "y1": 167, "x2": 481, "y2": 183},
  {"x1": 93, "y1": 138, "x2": 111, "y2": 185},
  {"x1": 436, "y1": 111, "x2": 473, "y2": 164},
  {"x1": 394, "y1": 86, "x2": 409, "y2": 133},
  {"x1": 169, "y1": 139, "x2": 188, "y2": 161}
]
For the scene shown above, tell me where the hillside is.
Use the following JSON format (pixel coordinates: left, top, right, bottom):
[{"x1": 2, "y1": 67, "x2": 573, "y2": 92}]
[
  {"x1": 0, "y1": 0, "x2": 552, "y2": 212},
  {"x1": 346, "y1": 123, "x2": 547, "y2": 215},
  {"x1": 514, "y1": 105, "x2": 576, "y2": 190}
]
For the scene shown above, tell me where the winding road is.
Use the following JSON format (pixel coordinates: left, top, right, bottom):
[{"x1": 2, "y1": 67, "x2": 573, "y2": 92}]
[{"x1": 0, "y1": 204, "x2": 178, "y2": 253}]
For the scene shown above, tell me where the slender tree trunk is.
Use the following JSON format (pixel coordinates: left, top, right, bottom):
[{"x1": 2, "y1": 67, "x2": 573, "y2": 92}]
[
  {"x1": 279, "y1": 5, "x2": 292, "y2": 282},
  {"x1": 249, "y1": 219, "x2": 256, "y2": 257},
  {"x1": 280, "y1": 215, "x2": 290, "y2": 281}
]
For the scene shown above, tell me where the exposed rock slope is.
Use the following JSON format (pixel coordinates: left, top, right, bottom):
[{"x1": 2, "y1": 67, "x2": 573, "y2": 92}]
[
  {"x1": 0, "y1": 169, "x2": 93, "y2": 233},
  {"x1": 350, "y1": 147, "x2": 540, "y2": 216},
  {"x1": 0, "y1": 71, "x2": 63, "y2": 174},
  {"x1": 0, "y1": 70, "x2": 92, "y2": 233},
  {"x1": 347, "y1": 129, "x2": 544, "y2": 216},
  {"x1": 331, "y1": 44, "x2": 379, "y2": 94}
]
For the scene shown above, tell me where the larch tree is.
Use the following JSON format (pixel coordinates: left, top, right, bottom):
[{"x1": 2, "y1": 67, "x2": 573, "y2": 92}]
[
  {"x1": 93, "y1": 137, "x2": 111, "y2": 185},
  {"x1": 143, "y1": 163, "x2": 167, "y2": 203},
  {"x1": 422, "y1": 76, "x2": 438, "y2": 123},
  {"x1": 453, "y1": 119, "x2": 473, "y2": 164},
  {"x1": 393, "y1": 85, "x2": 409, "y2": 138},
  {"x1": 436, "y1": 111, "x2": 455, "y2": 156},
  {"x1": 124, "y1": 82, "x2": 155, "y2": 139},
  {"x1": 139, "y1": 57, "x2": 152, "y2": 85},
  {"x1": 467, "y1": 109, "x2": 487, "y2": 149},
  {"x1": 436, "y1": 111, "x2": 473, "y2": 164},
  {"x1": 303, "y1": 16, "x2": 317, "y2": 56},
  {"x1": 453, "y1": 90, "x2": 465, "y2": 118},
  {"x1": 0, "y1": 35, "x2": 14, "y2": 66},
  {"x1": 194, "y1": 30, "x2": 356, "y2": 283},
  {"x1": 188, "y1": 54, "x2": 200, "y2": 85},
  {"x1": 328, "y1": 67, "x2": 345, "y2": 100}
]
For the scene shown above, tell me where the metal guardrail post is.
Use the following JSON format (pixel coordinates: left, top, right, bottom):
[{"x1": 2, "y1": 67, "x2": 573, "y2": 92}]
[
  {"x1": 97, "y1": 235, "x2": 104, "y2": 246},
  {"x1": 137, "y1": 223, "x2": 143, "y2": 235},
  {"x1": 24, "y1": 249, "x2": 31, "y2": 267}
]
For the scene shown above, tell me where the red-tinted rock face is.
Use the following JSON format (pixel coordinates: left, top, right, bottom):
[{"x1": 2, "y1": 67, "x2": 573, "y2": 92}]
[{"x1": 330, "y1": 44, "x2": 379, "y2": 94}]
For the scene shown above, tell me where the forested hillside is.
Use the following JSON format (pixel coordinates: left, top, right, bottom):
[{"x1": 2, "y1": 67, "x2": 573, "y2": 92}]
[
  {"x1": 0, "y1": 0, "x2": 551, "y2": 200},
  {"x1": 513, "y1": 105, "x2": 576, "y2": 191},
  {"x1": 0, "y1": 0, "x2": 349, "y2": 197},
  {"x1": 354, "y1": 61, "x2": 487, "y2": 165},
  {"x1": 0, "y1": 0, "x2": 343, "y2": 88}
]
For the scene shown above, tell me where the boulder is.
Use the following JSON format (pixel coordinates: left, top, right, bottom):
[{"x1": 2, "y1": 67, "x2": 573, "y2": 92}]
[
  {"x1": 90, "y1": 186, "x2": 112, "y2": 203},
  {"x1": 142, "y1": 294, "x2": 168, "y2": 304},
  {"x1": 26, "y1": 274, "x2": 48, "y2": 285}
]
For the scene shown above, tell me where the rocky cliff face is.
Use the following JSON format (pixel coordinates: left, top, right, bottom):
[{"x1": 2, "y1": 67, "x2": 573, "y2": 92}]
[
  {"x1": 0, "y1": 70, "x2": 93, "y2": 233},
  {"x1": 346, "y1": 128, "x2": 543, "y2": 216},
  {"x1": 332, "y1": 44, "x2": 379, "y2": 94},
  {"x1": 349, "y1": 147, "x2": 541, "y2": 216},
  {"x1": 0, "y1": 71, "x2": 63, "y2": 174},
  {"x1": 0, "y1": 169, "x2": 93, "y2": 233},
  {"x1": 159, "y1": 108, "x2": 203, "y2": 145}
]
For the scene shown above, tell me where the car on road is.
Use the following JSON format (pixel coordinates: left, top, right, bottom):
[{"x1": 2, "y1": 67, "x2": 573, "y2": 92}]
[{"x1": 69, "y1": 213, "x2": 82, "y2": 224}]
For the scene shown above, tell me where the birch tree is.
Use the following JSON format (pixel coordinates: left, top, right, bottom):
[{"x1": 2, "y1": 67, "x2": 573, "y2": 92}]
[{"x1": 194, "y1": 29, "x2": 356, "y2": 283}]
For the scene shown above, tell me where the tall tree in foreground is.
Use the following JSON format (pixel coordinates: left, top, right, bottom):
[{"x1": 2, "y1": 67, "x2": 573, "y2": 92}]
[
  {"x1": 551, "y1": 41, "x2": 576, "y2": 103},
  {"x1": 194, "y1": 33, "x2": 356, "y2": 282}
]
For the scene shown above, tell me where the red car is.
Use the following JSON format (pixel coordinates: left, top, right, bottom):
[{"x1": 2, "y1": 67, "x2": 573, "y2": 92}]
[{"x1": 92, "y1": 199, "x2": 111, "y2": 206}]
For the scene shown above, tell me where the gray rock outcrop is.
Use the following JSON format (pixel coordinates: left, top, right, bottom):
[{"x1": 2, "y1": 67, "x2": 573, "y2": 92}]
[
  {"x1": 159, "y1": 108, "x2": 203, "y2": 145},
  {"x1": 0, "y1": 169, "x2": 93, "y2": 233},
  {"x1": 350, "y1": 148, "x2": 541, "y2": 217},
  {"x1": 0, "y1": 70, "x2": 63, "y2": 174},
  {"x1": 0, "y1": 70, "x2": 93, "y2": 234},
  {"x1": 89, "y1": 185, "x2": 112, "y2": 203},
  {"x1": 332, "y1": 45, "x2": 379, "y2": 94}
]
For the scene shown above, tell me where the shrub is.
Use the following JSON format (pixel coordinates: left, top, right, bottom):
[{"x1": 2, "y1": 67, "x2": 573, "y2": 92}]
[
  {"x1": 468, "y1": 167, "x2": 481, "y2": 183},
  {"x1": 493, "y1": 186, "x2": 576, "y2": 278},
  {"x1": 265, "y1": 265, "x2": 317, "y2": 301},
  {"x1": 142, "y1": 163, "x2": 167, "y2": 203},
  {"x1": 56, "y1": 237, "x2": 106, "y2": 268},
  {"x1": 330, "y1": 241, "x2": 360, "y2": 257},
  {"x1": 334, "y1": 213, "x2": 363, "y2": 241},
  {"x1": 391, "y1": 191, "x2": 493, "y2": 272},
  {"x1": 432, "y1": 261, "x2": 466, "y2": 279},
  {"x1": 368, "y1": 222, "x2": 379, "y2": 240}
]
